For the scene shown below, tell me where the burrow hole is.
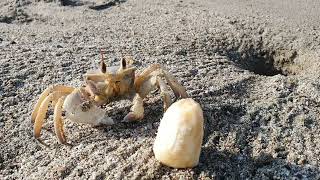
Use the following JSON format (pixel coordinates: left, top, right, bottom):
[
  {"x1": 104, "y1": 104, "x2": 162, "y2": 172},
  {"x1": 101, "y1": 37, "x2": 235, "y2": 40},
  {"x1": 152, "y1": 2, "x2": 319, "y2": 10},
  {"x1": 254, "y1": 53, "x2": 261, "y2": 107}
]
[{"x1": 225, "y1": 48, "x2": 298, "y2": 76}]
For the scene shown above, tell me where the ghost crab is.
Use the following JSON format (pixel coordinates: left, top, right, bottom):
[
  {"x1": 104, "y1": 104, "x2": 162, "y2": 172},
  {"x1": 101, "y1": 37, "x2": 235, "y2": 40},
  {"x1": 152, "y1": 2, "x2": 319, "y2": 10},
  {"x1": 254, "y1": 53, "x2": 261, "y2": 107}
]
[{"x1": 31, "y1": 51, "x2": 188, "y2": 145}]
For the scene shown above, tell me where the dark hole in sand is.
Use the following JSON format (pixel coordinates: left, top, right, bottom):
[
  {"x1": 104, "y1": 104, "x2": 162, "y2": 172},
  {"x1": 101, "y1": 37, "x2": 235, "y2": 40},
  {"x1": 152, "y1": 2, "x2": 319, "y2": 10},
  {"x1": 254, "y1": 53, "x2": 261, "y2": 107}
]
[
  {"x1": 60, "y1": 0, "x2": 84, "y2": 6},
  {"x1": 88, "y1": 0, "x2": 127, "y2": 10},
  {"x1": 224, "y1": 48, "x2": 297, "y2": 76},
  {"x1": 60, "y1": 0, "x2": 127, "y2": 10},
  {"x1": 227, "y1": 51, "x2": 283, "y2": 76}
]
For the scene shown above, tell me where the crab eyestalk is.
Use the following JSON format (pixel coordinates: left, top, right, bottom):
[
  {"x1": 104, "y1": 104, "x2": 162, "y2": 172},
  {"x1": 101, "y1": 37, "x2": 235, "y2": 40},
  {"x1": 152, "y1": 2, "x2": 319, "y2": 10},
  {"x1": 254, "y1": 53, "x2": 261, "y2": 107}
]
[{"x1": 100, "y1": 49, "x2": 107, "y2": 73}]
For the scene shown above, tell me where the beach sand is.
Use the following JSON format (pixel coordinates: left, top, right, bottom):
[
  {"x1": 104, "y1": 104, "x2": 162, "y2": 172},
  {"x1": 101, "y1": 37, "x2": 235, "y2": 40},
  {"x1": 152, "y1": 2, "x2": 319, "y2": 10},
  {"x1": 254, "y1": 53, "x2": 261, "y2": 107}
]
[{"x1": 1, "y1": 0, "x2": 320, "y2": 179}]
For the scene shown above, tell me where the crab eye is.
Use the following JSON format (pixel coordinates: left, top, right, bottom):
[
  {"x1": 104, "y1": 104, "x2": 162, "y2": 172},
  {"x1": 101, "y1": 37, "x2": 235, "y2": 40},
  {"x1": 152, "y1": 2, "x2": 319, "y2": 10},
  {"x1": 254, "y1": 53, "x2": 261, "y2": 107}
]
[
  {"x1": 100, "y1": 61, "x2": 107, "y2": 73},
  {"x1": 100, "y1": 49, "x2": 107, "y2": 73},
  {"x1": 121, "y1": 58, "x2": 127, "y2": 69}
]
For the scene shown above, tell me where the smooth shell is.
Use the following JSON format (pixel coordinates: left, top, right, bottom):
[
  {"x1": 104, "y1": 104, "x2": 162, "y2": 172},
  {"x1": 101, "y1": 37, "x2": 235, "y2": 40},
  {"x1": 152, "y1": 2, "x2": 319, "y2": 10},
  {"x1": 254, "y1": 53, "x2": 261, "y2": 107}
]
[{"x1": 153, "y1": 98, "x2": 204, "y2": 168}]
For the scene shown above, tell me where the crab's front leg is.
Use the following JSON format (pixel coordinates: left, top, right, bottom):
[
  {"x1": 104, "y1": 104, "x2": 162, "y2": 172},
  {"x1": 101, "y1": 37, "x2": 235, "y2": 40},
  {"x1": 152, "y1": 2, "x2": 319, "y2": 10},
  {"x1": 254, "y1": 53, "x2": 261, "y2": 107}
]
[
  {"x1": 123, "y1": 75, "x2": 173, "y2": 122},
  {"x1": 124, "y1": 65, "x2": 188, "y2": 122},
  {"x1": 123, "y1": 93, "x2": 144, "y2": 122},
  {"x1": 123, "y1": 75, "x2": 158, "y2": 122},
  {"x1": 134, "y1": 64, "x2": 188, "y2": 100}
]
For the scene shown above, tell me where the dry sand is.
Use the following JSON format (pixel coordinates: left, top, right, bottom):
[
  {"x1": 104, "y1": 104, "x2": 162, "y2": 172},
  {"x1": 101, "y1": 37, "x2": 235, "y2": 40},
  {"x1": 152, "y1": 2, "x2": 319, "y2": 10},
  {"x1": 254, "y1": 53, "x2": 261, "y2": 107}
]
[{"x1": 1, "y1": 0, "x2": 320, "y2": 179}]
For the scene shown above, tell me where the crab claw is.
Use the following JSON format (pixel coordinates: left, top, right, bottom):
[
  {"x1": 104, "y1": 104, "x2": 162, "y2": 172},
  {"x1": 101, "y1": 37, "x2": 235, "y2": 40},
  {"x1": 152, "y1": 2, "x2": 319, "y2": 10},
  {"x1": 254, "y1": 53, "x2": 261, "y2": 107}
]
[{"x1": 63, "y1": 91, "x2": 114, "y2": 126}]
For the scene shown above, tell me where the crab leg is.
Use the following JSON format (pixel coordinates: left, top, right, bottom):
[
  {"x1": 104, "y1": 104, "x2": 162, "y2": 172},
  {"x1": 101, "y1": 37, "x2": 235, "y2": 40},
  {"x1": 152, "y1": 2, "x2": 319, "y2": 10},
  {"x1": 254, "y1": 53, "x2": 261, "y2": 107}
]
[
  {"x1": 160, "y1": 69, "x2": 188, "y2": 99},
  {"x1": 124, "y1": 75, "x2": 173, "y2": 121},
  {"x1": 33, "y1": 91, "x2": 68, "y2": 143},
  {"x1": 135, "y1": 64, "x2": 188, "y2": 100},
  {"x1": 124, "y1": 75, "x2": 157, "y2": 122},
  {"x1": 134, "y1": 64, "x2": 161, "y2": 90},
  {"x1": 157, "y1": 77, "x2": 172, "y2": 111},
  {"x1": 31, "y1": 85, "x2": 74, "y2": 123},
  {"x1": 123, "y1": 94, "x2": 144, "y2": 122},
  {"x1": 31, "y1": 87, "x2": 52, "y2": 123},
  {"x1": 54, "y1": 97, "x2": 67, "y2": 144}
]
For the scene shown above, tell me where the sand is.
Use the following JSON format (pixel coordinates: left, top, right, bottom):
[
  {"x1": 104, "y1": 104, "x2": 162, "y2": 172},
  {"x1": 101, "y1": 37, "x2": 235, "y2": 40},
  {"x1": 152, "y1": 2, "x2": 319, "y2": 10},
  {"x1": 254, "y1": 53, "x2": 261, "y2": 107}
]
[{"x1": 1, "y1": 0, "x2": 320, "y2": 179}]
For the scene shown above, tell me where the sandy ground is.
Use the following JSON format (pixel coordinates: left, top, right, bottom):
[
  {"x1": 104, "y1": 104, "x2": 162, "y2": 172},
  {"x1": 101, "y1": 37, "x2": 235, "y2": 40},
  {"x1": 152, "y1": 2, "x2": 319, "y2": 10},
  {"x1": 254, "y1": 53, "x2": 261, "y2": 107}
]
[{"x1": 1, "y1": 0, "x2": 320, "y2": 179}]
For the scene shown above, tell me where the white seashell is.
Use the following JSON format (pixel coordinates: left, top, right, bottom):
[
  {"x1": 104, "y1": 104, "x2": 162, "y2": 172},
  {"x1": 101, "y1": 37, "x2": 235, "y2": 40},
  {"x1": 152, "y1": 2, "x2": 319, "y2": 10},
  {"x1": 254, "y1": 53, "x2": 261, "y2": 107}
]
[{"x1": 153, "y1": 98, "x2": 204, "y2": 168}]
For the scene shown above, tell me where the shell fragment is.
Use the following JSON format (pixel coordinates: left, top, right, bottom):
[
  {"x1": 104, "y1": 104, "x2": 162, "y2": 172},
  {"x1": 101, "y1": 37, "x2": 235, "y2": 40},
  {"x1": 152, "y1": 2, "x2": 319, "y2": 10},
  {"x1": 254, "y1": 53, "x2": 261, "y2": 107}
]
[{"x1": 153, "y1": 98, "x2": 204, "y2": 168}]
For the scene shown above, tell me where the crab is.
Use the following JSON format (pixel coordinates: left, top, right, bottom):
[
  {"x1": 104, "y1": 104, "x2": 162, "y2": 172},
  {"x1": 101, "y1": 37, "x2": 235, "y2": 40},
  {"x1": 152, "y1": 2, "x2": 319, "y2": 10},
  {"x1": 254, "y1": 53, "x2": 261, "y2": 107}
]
[{"x1": 31, "y1": 52, "x2": 188, "y2": 145}]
